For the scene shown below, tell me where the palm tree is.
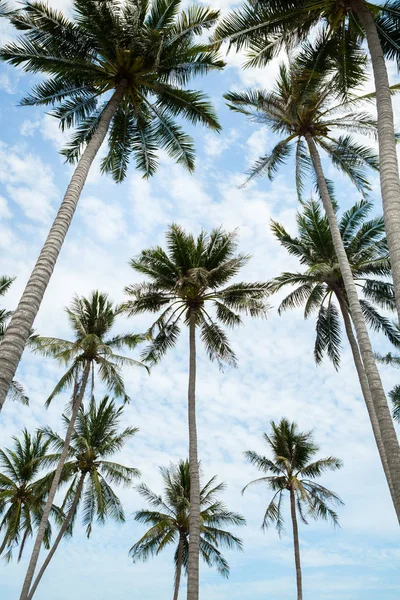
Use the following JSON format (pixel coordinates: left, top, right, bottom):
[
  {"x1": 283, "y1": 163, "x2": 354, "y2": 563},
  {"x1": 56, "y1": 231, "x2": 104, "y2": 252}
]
[
  {"x1": 214, "y1": 0, "x2": 400, "y2": 326},
  {"x1": 243, "y1": 418, "x2": 343, "y2": 600},
  {"x1": 0, "y1": 0, "x2": 224, "y2": 411},
  {"x1": 269, "y1": 199, "x2": 399, "y2": 496},
  {"x1": 0, "y1": 430, "x2": 59, "y2": 563},
  {"x1": 27, "y1": 395, "x2": 140, "y2": 600},
  {"x1": 19, "y1": 290, "x2": 145, "y2": 600},
  {"x1": 0, "y1": 276, "x2": 28, "y2": 405},
  {"x1": 124, "y1": 225, "x2": 269, "y2": 600},
  {"x1": 130, "y1": 460, "x2": 245, "y2": 600},
  {"x1": 224, "y1": 62, "x2": 400, "y2": 522}
]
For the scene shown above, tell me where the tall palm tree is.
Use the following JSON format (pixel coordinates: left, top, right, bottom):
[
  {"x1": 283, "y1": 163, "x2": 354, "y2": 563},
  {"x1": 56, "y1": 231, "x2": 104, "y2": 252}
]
[
  {"x1": 19, "y1": 290, "x2": 145, "y2": 600},
  {"x1": 269, "y1": 199, "x2": 398, "y2": 496},
  {"x1": 0, "y1": 0, "x2": 224, "y2": 410},
  {"x1": 214, "y1": 0, "x2": 400, "y2": 326},
  {"x1": 0, "y1": 276, "x2": 28, "y2": 405},
  {"x1": 224, "y1": 62, "x2": 400, "y2": 522},
  {"x1": 243, "y1": 418, "x2": 343, "y2": 600},
  {"x1": 0, "y1": 430, "x2": 59, "y2": 563},
  {"x1": 27, "y1": 396, "x2": 140, "y2": 600},
  {"x1": 124, "y1": 225, "x2": 270, "y2": 600},
  {"x1": 130, "y1": 460, "x2": 245, "y2": 600}
]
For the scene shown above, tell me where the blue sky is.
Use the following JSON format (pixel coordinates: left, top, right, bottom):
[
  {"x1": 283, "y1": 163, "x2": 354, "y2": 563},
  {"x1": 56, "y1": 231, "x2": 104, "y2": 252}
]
[{"x1": 0, "y1": 1, "x2": 399, "y2": 599}]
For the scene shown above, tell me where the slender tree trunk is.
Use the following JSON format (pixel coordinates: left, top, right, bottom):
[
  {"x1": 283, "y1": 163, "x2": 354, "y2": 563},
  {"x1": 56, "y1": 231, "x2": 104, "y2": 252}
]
[
  {"x1": 18, "y1": 527, "x2": 30, "y2": 562},
  {"x1": 173, "y1": 533, "x2": 184, "y2": 600},
  {"x1": 306, "y1": 134, "x2": 400, "y2": 522},
  {"x1": 0, "y1": 83, "x2": 127, "y2": 412},
  {"x1": 27, "y1": 473, "x2": 86, "y2": 600},
  {"x1": 19, "y1": 362, "x2": 90, "y2": 600},
  {"x1": 187, "y1": 309, "x2": 200, "y2": 600},
  {"x1": 289, "y1": 489, "x2": 302, "y2": 600},
  {"x1": 352, "y1": 0, "x2": 400, "y2": 323},
  {"x1": 337, "y1": 296, "x2": 394, "y2": 496}
]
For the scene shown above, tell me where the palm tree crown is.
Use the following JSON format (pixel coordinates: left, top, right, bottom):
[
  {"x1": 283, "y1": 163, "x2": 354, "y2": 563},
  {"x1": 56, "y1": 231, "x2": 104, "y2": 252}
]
[
  {"x1": 124, "y1": 224, "x2": 270, "y2": 367},
  {"x1": 269, "y1": 199, "x2": 400, "y2": 368},
  {"x1": 33, "y1": 290, "x2": 145, "y2": 405},
  {"x1": 130, "y1": 460, "x2": 245, "y2": 582},
  {"x1": 42, "y1": 396, "x2": 140, "y2": 537},
  {"x1": 243, "y1": 418, "x2": 343, "y2": 534},
  {"x1": 1, "y1": 0, "x2": 224, "y2": 179},
  {"x1": 0, "y1": 430, "x2": 57, "y2": 562},
  {"x1": 213, "y1": 0, "x2": 400, "y2": 76},
  {"x1": 224, "y1": 61, "x2": 378, "y2": 196}
]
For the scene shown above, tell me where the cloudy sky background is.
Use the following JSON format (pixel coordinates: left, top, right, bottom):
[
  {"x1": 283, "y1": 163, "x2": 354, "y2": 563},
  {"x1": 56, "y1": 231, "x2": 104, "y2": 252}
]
[{"x1": 0, "y1": 1, "x2": 399, "y2": 599}]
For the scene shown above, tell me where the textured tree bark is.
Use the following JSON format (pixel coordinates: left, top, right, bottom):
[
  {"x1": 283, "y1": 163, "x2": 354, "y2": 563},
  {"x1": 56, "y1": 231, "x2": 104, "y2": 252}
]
[
  {"x1": 27, "y1": 473, "x2": 86, "y2": 600},
  {"x1": 173, "y1": 533, "x2": 184, "y2": 600},
  {"x1": 338, "y1": 296, "x2": 394, "y2": 496},
  {"x1": 187, "y1": 309, "x2": 200, "y2": 600},
  {"x1": 19, "y1": 362, "x2": 90, "y2": 600},
  {"x1": 306, "y1": 134, "x2": 400, "y2": 522},
  {"x1": 290, "y1": 489, "x2": 302, "y2": 600},
  {"x1": 0, "y1": 83, "x2": 127, "y2": 412},
  {"x1": 352, "y1": 0, "x2": 400, "y2": 324}
]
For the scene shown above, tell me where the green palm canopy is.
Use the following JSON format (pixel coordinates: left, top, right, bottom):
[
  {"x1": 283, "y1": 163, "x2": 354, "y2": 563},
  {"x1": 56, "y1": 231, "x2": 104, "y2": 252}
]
[
  {"x1": 1, "y1": 0, "x2": 224, "y2": 179},
  {"x1": 43, "y1": 395, "x2": 140, "y2": 537},
  {"x1": 244, "y1": 418, "x2": 343, "y2": 531},
  {"x1": 130, "y1": 460, "x2": 245, "y2": 598},
  {"x1": 269, "y1": 199, "x2": 400, "y2": 368},
  {"x1": 33, "y1": 290, "x2": 145, "y2": 405},
  {"x1": 224, "y1": 61, "x2": 379, "y2": 197},
  {"x1": 124, "y1": 224, "x2": 270, "y2": 367},
  {"x1": 213, "y1": 0, "x2": 400, "y2": 78},
  {"x1": 0, "y1": 430, "x2": 58, "y2": 562}
]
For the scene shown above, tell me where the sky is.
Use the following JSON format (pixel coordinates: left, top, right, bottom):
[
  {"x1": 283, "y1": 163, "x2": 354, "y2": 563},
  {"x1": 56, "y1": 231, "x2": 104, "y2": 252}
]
[{"x1": 0, "y1": 1, "x2": 399, "y2": 600}]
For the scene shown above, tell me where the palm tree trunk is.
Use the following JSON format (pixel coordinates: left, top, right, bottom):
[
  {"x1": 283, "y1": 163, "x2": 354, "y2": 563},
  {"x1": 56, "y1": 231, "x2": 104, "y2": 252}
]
[
  {"x1": 306, "y1": 134, "x2": 400, "y2": 522},
  {"x1": 27, "y1": 473, "x2": 86, "y2": 600},
  {"x1": 352, "y1": 0, "x2": 400, "y2": 326},
  {"x1": 289, "y1": 489, "x2": 302, "y2": 600},
  {"x1": 187, "y1": 309, "x2": 200, "y2": 600},
  {"x1": 19, "y1": 362, "x2": 91, "y2": 600},
  {"x1": 0, "y1": 82, "x2": 127, "y2": 412},
  {"x1": 173, "y1": 533, "x2": 184, "y2": 600},
  {"x1": 337, "y1": 295, "x2": 394, "y2": 495},
  {"x1": 17, "y1": 527, "x2": 30, "y2": 562}
]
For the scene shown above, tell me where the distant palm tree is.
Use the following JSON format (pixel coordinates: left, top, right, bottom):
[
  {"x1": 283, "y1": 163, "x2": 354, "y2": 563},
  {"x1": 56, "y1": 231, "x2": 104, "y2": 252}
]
[
  {"x1": 124, "y1": 225, "x2": 269, "y2": 600},
  {"x1": 27, "y1": 396, "x2": 140, "y2": 600},
  {"x1": 0, "y1": 276, "x2": 28, "y2": 405},
  {"x1": 20, "y1": 291, "x2": 145, "y2": 600},
  {"x1": 225, "y1": 61, "x2": 400, "y2": 522},
  {"x1": 130, "y1": 460, "x2": 245, "y2": 600},
  {"x1": 0, "y1": 0, "x2": 224, "y2": 412},
  {"x1": 0, "y1": 430, "x2": 59, "y2": 562},
  {"x1": 243, "y1": 419, "x2": 343, "y2": 600}
]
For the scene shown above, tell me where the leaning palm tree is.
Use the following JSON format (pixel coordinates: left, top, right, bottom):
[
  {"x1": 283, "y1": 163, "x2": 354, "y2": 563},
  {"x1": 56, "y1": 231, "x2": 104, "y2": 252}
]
[
  {"x1": 243, "y1": 418, "x2": 343, "y2": 600},
  {"x1": 124, "y1": 225, "x2": 269, "y2": 600},
  {"x1": 0, "y1": 430, "x2": 59, "y2": 563},
  {"x1": 225, "y1": 62, "x2": 400, "y2": 522},
  {"x1": 130, "y1": 460, "x2": 245, "y2": 600},
  {"x1": 269, "y1": 199, "x2": 399, "y2": 496},
  {"x1": 0, "y1": 0, "x2": 224, "y2": 410},
  {"x1": 0, "y1": 276, "x2": 28, "y2": 405},
  {"x1": 19, "y1": 290, "x2": 145, "y2": 600},
  {"x1": 214, "y1": 0, "x2": 400, "y2": 325},
  {"x1": 27, "y1": 396, "x2": 140, "y2": 600}
]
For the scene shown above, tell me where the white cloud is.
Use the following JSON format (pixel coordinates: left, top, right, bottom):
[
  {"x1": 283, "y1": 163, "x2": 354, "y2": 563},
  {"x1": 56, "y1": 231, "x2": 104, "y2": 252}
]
[{"x1": 80, "y1": 195, "x2": 127, "y2": 242}]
